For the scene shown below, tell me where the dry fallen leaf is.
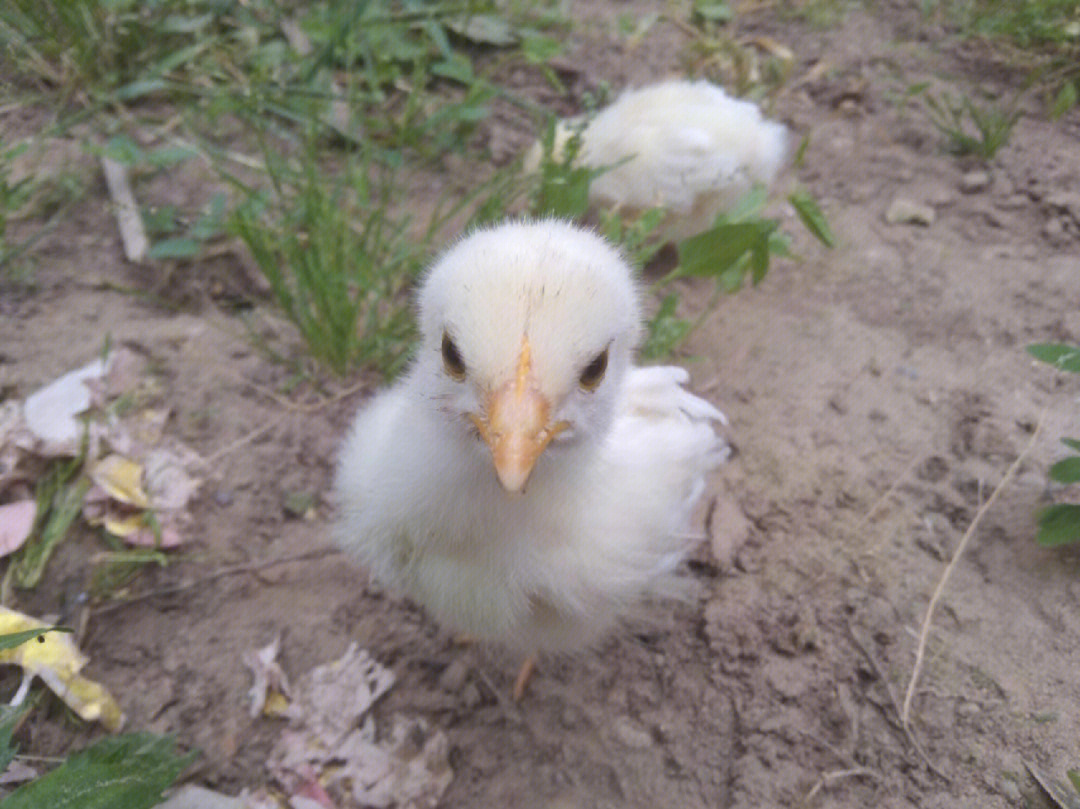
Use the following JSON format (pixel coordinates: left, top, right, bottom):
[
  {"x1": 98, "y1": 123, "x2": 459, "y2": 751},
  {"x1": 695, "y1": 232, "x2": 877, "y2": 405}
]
[
  {"x1": 244, "y1": 635, "x2": 292, "y2": 719},
  {"x1": 0, "y1": 758, "x2": 39, "y2": 786},
  {"x1": 21, "y1": 359, "x2": 106, "y2": 453},
  {"x1": 155, "y1": 784, "x2": 280, "y2": 809},
  {"x1": 0, "y1": 605, "x2": 124, "y2": 731},
  {"x1": 268, "y1": 644, "x2": 452, "y2": 809},
  {"x1": 0, "y1": 499, "x2": 37, "y2": 557},
  {"x1": 143, "y1": 449, "x2": 200, "y2": 511},
  {"x1": 335, "y1": 715, "x2": 452, "y2": 809},
  {"x1": 90, "y1": 454, "x2": 152, "y2": 509}
]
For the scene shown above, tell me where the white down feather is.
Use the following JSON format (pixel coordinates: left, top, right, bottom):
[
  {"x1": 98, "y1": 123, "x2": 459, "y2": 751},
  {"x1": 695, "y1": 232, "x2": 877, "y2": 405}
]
[
  {"x1": 335, "y1": 219, "x2": 729, "y2": 654},
  {"x1": 527, "y1": 79, "x2": 788, "y2": 237}
]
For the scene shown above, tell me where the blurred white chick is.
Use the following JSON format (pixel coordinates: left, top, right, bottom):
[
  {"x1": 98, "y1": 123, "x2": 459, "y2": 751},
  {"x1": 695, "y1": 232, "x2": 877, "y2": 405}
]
[
  {"x1": 335, "y1": 219, "x2": 729, "y2": 698},
  {"x1": 526, "y1": 79, "x2": 788, "y2": 237}
]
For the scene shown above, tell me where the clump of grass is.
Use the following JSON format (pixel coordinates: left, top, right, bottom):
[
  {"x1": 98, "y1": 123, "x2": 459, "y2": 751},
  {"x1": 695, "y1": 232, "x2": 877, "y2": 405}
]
[
  {"x1": 0, "y1": 0, "x2": 548, "y2": 162},
  {"x1": 921, "y1": 90, "x2": 1021, "y2": 160},
  {"x1": 0, "y1": 143, "x2": 34, "y2": 270},
  {"x1": 923, "y1": 0, "x2": 1080, "y2": 117},
  {"x1": 229, "y1": 141, "x2": 425, "y2": 379}
]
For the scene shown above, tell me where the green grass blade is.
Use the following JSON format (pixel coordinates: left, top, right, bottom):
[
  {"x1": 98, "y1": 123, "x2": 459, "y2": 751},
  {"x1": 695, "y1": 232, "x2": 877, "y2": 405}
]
[
  {"x1": 788, "y1": 188, "x2": 836, "y2": 247},
  {"x1": 0, "y1": 626, "x2": 72, "y2": 652},
  {"x1": 14, "y1": 478, "x2": 91, "y2": 589}
]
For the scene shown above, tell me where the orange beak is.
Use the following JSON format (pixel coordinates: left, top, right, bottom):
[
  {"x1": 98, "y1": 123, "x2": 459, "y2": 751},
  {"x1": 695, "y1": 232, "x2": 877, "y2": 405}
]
[{"x1": 468, "y1": 339, "x2": 568, "y2": 493}]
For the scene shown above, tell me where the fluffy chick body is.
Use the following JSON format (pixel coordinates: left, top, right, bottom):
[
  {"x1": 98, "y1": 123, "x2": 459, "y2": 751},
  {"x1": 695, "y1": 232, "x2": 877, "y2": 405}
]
[
  {"x1": 528, "y1": 79, "x2": 788, "y2": 237},
  {"x1": 335, "y1": 220, "x2": 727, "y2": 654}
]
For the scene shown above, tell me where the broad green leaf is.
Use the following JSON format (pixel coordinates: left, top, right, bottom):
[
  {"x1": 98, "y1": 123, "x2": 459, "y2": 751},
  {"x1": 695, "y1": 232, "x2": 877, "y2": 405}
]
[
  {"x1": 521, "y1": 34, "x2": 564, "y2": 64},
  {"x1": 146, "y1": 145, "x2": 198, "y2": 169},
  {"x1": 1036, "y1": 503, "x2": 1080, "y2": 547},
  {"x1": 694, "y1": 1, "x2": 733, "y2": 22},
  {"x1": 750, "y1": 241, "x2": 769, "y2": 285},
  {"x1": 0, "y1": 733, "x2": 197, "y2": 809},
  {"x1": 113, "y1": 79, "x2": 169, "y2": 101},
  {"x1": 159, "y1": 14, "x2": 214, "y2": 34},
  {"x1": 676, "y1": 221, "x2": 775, "y2": 279},
  {"x1": 148, "y1": 237, "x2": 201, "y2": 260},
  {"x1": 431, "y1": 56, "x2": 473, "y2": 84},
  {"x1": 1061, "y1": 438, "x2": 1080, "y2": 453},
  {"x1": 1027, "y1": 343, "x2": 1080, "y2": 374},
  {"x1": 101, "y1": 135, "x2": 144, "y2": 167},
  {"x1": 190, "y1": 193, "x2": 227, "y2": 241},
  {"x1": 446, "y1": 14, "x2": 517, "y2": 46},
  {"x1": 789, "y1": 189, "x2": 836, "y2": 247},
  {"x1": 0, "y1": 626, "x2": 72, "y2": 653},
  {"x1": 719, "y1": 263, "x2": 746, "y2": 292},
  {"x1": 1049, "y1": 457, "x2": 1080, "y2": 484},
  {"x1": 1068, "y1": 769, "x2": 1080, "y2": 795},
  {"x1": 723, "y1": 185, "x2": 767, "y2": 222}
]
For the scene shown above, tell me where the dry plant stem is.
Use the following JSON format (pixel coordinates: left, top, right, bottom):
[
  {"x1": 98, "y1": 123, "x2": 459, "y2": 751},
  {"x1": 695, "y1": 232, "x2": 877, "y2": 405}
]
[
  {"x1": 848, "y1": 629, "x2": 949, "y2": 782},
  {"x1": 513, "y1": 656, "x2": 538, "y2": 702},
  {"x1": 100, "y1": 156, "x2": 149, "y2": 262},
  {"x1": 91, "y1": 547, "x2": 341, "y2": 616},
  {"x1": 202, "y1": 417, "x2": 283, "y2": 465},
  {"x1": 802, "y1": 767, "x2": 878, "y2": 804},
  {"x1": 857, "y1": 455, "x2": 922, "y2": 543},
  {"x1": 901, "y1": 415, "x2": 1044, "y2": 727}
]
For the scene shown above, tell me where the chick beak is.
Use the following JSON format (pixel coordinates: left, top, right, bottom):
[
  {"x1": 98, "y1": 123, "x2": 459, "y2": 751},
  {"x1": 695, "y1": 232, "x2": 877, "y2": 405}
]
[{"x1": 468, "y1": 339, "x2": 568, "y2": 493}]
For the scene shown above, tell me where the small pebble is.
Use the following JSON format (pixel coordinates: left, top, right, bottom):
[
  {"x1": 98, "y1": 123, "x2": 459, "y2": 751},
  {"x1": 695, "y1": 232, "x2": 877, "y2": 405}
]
[
  {"x1": 885, "y1": 197, "x2": 935, "y2": 226},
  {"x1": 1000, "y1": 778, "x2": 1021, "y2": 803},
  {"x1": 1047, "y1": 191, "x2": 1080, "y2": 222},
  {"x1": 438, "y1": 657, "x2": 470, "y2": 692},
  {"x1": 612, "y1": 716, "x2": 653, "y2": 749},
  {"x1": 213, "y1": 488, "x2": 234, "y2": 507},
  {"x1": 959, "y1": 170, "x2": 991, "y2": 193},
  {"x1": 461, "y1": 683, "x2": 482, "y2": 709}
]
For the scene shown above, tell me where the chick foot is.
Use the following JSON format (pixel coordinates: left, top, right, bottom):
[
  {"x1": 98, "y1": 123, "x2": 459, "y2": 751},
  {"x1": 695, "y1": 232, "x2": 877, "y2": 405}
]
[{"x1": 512, "y1": 656, "x2": 538, "y2": 702}]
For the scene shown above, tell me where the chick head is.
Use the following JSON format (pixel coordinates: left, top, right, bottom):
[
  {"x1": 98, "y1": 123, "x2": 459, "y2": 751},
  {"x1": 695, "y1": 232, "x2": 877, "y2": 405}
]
[{"x1": 417, "y1": 220, "x2": 642, "y2": 493}]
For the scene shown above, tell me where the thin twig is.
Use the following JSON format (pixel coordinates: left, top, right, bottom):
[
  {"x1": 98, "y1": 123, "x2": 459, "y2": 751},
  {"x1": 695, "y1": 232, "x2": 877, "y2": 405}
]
[
  {"x1": 228, "y1": 367, "x2": 367, "y2": 413},
  {"x1": 901, "y1": 415, "x2": 1044, "y2": 726},
  {"x1": 848, "y1": 629, "x2": 950, "y2": 782},
  {"x1": 803, "y1": 767, "x2": 878, "y2": 804},
  {"x1": 91, "y1": 547, "x2": 341, "y2": 616},
  {"x1": 856, "y1": 454, "x2": 923, "y2": 541},
  {"x1": 100, "y1": 157, "x2": 149, "y2": 262},
  {"x1": 202, "y1": 417, "x2": 283, "y2": 465}
]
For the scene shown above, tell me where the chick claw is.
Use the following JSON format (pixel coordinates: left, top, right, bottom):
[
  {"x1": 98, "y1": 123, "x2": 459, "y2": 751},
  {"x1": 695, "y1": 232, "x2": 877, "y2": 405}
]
[{"x1": 512, "y1": 656, "x2": 538, "y2": 702}]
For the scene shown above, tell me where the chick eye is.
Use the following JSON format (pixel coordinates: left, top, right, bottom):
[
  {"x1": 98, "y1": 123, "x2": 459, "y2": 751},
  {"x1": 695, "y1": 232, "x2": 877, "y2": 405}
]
[
  {"x1": 579, "y1": 349, "x2": 608, "y2": 392},
  {"x1": 441, "y1": 332, "x2": 466, "y2": 380}
]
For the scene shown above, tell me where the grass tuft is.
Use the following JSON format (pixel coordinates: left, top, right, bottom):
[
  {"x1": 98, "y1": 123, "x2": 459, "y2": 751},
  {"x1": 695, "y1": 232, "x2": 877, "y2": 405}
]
[{"x1": 229, "y1": 141, "x2": 424, "y2": 379}]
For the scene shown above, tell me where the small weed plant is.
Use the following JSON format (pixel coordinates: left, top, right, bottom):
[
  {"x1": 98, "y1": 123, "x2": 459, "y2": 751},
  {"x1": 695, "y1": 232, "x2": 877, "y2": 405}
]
[
  {"x1": 229, "y1": 141, "x2": 424, "y2": 378},
  {"x1": 921, "y1": 90, "x2": 1020, "y2": 160},
  {"x1": 922, "y1": 0, "x2": 1080, "y2": 117},
  {"x1": 528, "y1": 124, "x2": 834, "y2": 358},
  {"x1": 1028, "y1": 343, "x2": 1080, "y2": 546}
]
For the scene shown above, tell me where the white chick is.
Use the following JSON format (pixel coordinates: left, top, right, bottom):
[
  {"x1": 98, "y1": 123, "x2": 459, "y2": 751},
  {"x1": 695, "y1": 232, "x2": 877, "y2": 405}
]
[
  {"x1": 527, "y1": 79, "x2": 788, "y2": 237},
  {"x1": 335, "y1": 219, "x2": 729, "y2": 696}
]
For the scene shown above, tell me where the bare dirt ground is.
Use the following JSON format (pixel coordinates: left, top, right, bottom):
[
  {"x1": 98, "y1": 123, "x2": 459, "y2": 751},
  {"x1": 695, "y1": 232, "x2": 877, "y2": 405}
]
[{"x1": 3, "y1": 2, "x2": 1080, "y2": 807}]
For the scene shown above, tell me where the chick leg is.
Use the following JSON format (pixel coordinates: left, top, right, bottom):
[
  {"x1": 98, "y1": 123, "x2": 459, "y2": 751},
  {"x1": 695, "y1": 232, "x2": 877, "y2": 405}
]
[{"x1": 512, "y1": 656, "x2": 538, "y2": 701}]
